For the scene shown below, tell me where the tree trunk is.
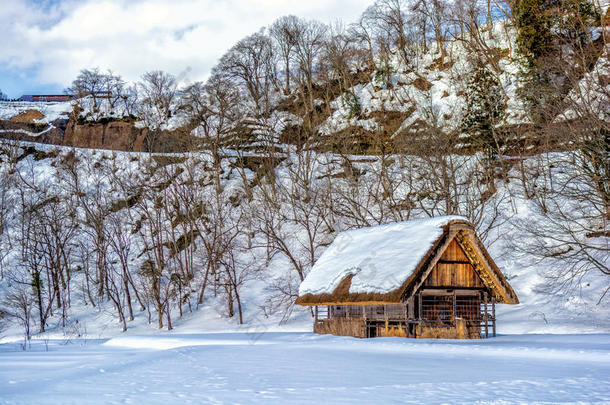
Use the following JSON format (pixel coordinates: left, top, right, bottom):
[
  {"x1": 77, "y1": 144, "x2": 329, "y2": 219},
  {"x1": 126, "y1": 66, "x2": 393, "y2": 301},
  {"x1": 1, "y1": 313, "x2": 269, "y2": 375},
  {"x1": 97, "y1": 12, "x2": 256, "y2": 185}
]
[
  {"x1": 234, "y1": 286, "x2": 243, "y2": 325},
  {"x1": 166, "y1": 303, "x2": 172, "y2": 331},
  {"x1": 123, "y1": 270, "x2": 134, "y2": 321},
  {"x1": 33, "y1": 271, "x2": 45, "y2": 333}
]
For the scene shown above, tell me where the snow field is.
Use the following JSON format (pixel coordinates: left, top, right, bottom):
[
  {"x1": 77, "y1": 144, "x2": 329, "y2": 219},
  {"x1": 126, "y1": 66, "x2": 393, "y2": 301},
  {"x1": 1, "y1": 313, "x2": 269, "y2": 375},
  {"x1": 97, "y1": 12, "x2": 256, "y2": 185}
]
[{"x1": 1, "y1": 332, "x2": 609, "y2": 404}]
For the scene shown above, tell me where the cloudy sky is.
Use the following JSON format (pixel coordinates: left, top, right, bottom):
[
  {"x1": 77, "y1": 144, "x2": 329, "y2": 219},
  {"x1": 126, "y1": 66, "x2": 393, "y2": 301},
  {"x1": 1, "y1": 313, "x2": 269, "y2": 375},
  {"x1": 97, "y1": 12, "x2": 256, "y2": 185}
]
[{"x1": 0, "y1": 0, "x2": 372, "y2": 98}]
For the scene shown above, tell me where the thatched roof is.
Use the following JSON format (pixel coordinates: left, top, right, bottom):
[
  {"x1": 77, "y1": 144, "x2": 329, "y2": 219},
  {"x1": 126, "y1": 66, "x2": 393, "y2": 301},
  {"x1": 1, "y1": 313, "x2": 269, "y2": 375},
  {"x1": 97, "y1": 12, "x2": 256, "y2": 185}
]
[{"x1": 295, "y1": 217, "x2": 519, "y2": 306}]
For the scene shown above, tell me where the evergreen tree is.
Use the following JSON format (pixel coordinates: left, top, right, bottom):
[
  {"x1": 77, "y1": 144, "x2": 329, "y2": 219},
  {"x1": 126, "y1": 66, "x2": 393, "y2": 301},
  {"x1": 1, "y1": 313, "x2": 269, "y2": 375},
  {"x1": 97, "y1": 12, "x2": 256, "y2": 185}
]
[
  {"x1": 553, "y1": 0, "x2": 601, "y2": 46},
  {"x1": 513, "y1": 0, "x2": 600, "y2": 59},
  {"x1": 512, "y1": 0, "x2": 551, "y2": 59},
  {"x1": 462, "y1": 66, "x2": 506, "y2": 157},
  {"x1": 515, "y1": 0, "x2": 601, "y2": 124}
]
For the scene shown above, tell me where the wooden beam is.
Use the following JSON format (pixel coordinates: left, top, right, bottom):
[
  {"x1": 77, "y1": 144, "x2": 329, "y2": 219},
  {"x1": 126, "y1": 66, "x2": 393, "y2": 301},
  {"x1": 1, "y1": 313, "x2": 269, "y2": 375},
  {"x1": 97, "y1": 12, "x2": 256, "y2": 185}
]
[
  {"x1": 456, "y1": 231, "x2": 516, "y2": 304},
  {"x1": 407, "y1": 296, "x2": 414, "y2": 319},
  {"x1": 483, "y1": 291, "x2": 489, "y2": 339},
  {"x1": 421, "y1": 288, "x2": 481, "y2": 296},
  {"x1": 492, "y1": 297, "x2": 496, "y2": 337},
  {"x1": 437, "y1": 260, "x2": 471, "y2": 264},
  {"x1": 383, "y1": 305, "x2": 387, "y2": 332}
]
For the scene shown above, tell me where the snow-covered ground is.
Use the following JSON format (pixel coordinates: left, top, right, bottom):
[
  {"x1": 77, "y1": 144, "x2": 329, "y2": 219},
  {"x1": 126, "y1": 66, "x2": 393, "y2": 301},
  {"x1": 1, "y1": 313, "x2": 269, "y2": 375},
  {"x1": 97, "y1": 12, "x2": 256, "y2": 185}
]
[
  {"x1": 1, "y1": 332, "x2": 609, "y2": 404},
  {"x1": 0, "y1": 101, "x2": 72, "y2": 123}
]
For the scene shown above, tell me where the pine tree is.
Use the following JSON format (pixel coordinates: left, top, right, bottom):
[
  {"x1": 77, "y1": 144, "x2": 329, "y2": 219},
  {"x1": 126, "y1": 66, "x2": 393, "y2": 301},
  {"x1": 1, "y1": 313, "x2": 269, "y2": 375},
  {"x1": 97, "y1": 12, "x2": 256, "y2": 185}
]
[
  {"x1": 553, "y1": 0, "x2": 601, "y2": 46},
  {"x1": 462, "y1": 66, "x2": 505, "y2": 156},
  {"x1": 513, "y1": 0, "x2": 600, "y2": 59},
  {"x1": 512, "y1": 0, "x2": 551, "y2": 59}
]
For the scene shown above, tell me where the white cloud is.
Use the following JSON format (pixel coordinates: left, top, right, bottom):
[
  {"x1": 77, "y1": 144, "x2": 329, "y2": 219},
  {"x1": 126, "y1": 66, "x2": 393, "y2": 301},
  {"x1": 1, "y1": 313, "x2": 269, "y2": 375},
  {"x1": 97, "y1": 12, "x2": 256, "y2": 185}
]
[{"x1": 0, "y1": 0, "x2": 372, "y2": 95}]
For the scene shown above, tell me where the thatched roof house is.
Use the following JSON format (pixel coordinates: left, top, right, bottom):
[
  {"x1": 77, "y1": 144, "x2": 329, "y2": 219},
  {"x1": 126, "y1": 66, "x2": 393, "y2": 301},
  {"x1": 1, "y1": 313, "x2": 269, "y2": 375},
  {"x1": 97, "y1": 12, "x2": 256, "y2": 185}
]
[{"x1": 296, "y1": 216, "x2": 518, "y2": 339}]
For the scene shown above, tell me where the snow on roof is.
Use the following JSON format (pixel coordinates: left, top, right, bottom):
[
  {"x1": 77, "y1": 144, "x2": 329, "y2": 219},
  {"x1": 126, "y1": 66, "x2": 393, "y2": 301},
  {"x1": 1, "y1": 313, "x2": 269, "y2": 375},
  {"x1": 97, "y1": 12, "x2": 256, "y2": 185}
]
[{"x1": 298, "y1": 215, "x2": 468, "y2": 296}]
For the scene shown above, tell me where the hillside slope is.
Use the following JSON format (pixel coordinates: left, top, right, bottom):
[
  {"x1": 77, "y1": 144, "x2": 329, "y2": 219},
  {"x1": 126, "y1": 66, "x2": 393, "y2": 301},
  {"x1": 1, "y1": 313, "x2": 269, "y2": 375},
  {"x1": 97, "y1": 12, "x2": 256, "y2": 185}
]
[{"x1": 0, "y1": 140, "x2": 607, "y2": 342}]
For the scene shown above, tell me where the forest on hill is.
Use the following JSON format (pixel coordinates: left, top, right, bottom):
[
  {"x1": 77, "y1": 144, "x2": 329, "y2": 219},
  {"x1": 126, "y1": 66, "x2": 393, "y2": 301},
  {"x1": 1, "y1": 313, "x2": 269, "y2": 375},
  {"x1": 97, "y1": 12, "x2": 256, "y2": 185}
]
[{"x1": 0, "y1": 0, "x2": 608, "y2": 343}]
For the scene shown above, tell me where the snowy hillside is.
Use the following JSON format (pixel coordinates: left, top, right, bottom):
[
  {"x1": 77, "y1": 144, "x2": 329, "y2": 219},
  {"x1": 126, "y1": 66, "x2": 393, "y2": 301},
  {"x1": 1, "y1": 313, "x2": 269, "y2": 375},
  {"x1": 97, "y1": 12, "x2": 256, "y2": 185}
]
[
  {"x1": 0, "y1": 140, "x2": 607, "y2": 344},
  {"x1": 317, "y1": 22, "x2": 529, "y2": 137}
]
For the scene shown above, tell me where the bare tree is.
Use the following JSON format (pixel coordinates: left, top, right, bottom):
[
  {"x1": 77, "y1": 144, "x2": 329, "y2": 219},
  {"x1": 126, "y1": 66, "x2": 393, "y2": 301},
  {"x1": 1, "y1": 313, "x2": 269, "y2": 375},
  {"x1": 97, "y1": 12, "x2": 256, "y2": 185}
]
[
  {"x1": 292, "y1": 18, "x2": 328, "y2": 110},
  {"x1": 255, "y1": 151, "x2": 333, "y2": 318},
  {"x1": 214, "y1": 30, "x2": 277, "y2": 114},
  {"x1": 449, "y1": 0, "x2": 505, "y2": 72},
  {"x1": 120, "y1": 84, "x2": 139, "y2": 117},
  {"x1": 138, "y1": 70, "x2": 178, "y2": 152},
  {"x1": 1, "y1": 285, "x2": 34, "y2": 349},
  {"x1": 0, "y1": 160, "x2": 13, "y2": 279},
  {"x1": 322, "y1": 22, "x2": 369, "y2": 93},
  {"x1": 270, "y1": 15, "x2": 300, "y2": 94},
  {"x1": 412, "y1": 0, "x2": 449, "y2": 60},
  {"x1": 182, "y1": 75, "x2": 241, "y2": 188},
  {"x1": 349, "y1": 6, "x2": 379, "y2": 63},
  {"x1": 58, "y1": 151, "x2": 111, "y2": 298},
  {"x1": 104, "y1": 70, "x2": 127, "y2": 113},
  {"x1": 12, "y1": 157, "x2": 78, "y2": 331},
  {"x1": 367, "y1": 0, "x2": 413, "y2": 67},
  {"x1": 139, "y1": 70, "x2": 177, "y2": 125},
  {"x1": 66, "y1": 68, "x2": 107, "y2": 115}
]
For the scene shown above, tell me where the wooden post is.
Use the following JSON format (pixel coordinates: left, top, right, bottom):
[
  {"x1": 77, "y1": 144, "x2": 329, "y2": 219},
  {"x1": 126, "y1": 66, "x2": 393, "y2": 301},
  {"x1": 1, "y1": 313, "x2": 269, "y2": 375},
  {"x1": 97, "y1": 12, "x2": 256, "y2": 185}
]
[
  {"x1": 315, "y1": 306, "x2": 318, "y2": 323},
  {"x1": 484, "y1": 292, "x2": 489, "y2": 339},
  {"x1": 453, "y1": 291, "x2": 457, "y2": 325},
  {"x1": 406, "y1": 298, "x2": 414, "y2": 338},
  {"x1": 492, "y1": 297, "x2": 496, "y2": 337},
  {"x1": 418, "y1": 294, "x2": 422, "y2": 320},
  {"x1": 384, "y1": 305, "x2": 388, "y2": 334},
  {"x1": 403, "y1": 304, "x2": 407, "y2": 336},
  {"x1": 407, "y1": 297, "x2": 414, "y2": 320}
]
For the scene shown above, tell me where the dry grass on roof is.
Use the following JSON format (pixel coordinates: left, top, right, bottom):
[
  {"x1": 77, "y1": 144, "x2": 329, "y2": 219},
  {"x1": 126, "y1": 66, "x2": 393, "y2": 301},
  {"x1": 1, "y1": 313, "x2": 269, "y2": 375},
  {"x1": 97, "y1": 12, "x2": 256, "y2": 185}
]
[
  {"x1": 296, "y1": 224, "x2": 519, "y2": 306},
  {"x1": 294, "y1": 273, "x2": 410, "y2": 306}
]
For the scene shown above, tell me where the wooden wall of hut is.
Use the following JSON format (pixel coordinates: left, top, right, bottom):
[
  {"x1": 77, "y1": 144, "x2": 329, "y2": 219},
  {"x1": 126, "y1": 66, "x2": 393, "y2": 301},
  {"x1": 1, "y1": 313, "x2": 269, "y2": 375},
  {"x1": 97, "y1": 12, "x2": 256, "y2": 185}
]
[{"x1": 424, "y1": 239, "x2": 484, "y2": 288}]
